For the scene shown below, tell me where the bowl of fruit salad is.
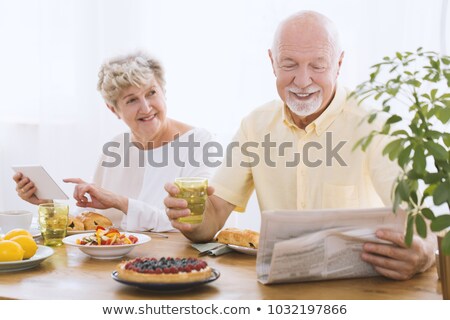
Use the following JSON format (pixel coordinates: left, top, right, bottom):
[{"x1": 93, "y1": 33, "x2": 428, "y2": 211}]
[{"x1": 62, "y1": 227, "x2": 151, "y2": 259}]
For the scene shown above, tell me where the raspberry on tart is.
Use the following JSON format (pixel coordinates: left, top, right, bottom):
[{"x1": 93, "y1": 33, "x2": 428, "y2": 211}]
[{"x1": 117, "y1": 257, "x2": 212, "y2": 283}]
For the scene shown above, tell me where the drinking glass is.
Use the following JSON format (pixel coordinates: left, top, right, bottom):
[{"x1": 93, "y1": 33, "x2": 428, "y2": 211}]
[
  {"x1": 174, "y1": 177, "x2": 208, "y2": 224},
  {"x1": 38, "y1": 203, "x2": 69, "y2": 246}
]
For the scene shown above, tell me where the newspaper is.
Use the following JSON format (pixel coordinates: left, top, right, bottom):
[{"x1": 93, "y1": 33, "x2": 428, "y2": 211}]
[{"x1": 256, "y1": 207, "x2": 406, "y2": 284}]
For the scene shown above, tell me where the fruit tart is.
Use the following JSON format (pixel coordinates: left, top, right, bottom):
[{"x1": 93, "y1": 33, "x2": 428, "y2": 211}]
[{"x1": 117, "y1": 257, "x2": 212, "y2": 283}]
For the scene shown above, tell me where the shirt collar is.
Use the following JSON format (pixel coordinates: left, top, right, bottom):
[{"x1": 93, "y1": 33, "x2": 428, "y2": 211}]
[{"x1": 282, "y1": 82, "x2": 347, "y2": 136}]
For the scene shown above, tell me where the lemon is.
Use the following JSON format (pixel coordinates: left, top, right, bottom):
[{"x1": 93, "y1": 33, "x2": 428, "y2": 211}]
[
  {"x1": 3, "y1": 228, "x2": 33, "y2": 240},
  {"x1": 0, "y1": 240, "x2": 25, "y2": 261},
  {"x1": 10, "y1": 235, "x2": 38, "y2": 259}
]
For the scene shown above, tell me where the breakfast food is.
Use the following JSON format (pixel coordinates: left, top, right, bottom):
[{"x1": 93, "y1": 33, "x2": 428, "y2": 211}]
[
  {"x1": 67, "y1": 215, "x2": 84, "y2": 231},
  {"x1": 76, "y1": 227, "x2": 138, "y2": 246},
  {"x1": 2, "y1": 228, "x2": 33, "y2": 240},
  {"x1": 79, "y1": 211, "x2": 113, "y2": 230},
  {"x1": 0, "y1": 229, "x2": 38, "y2": 262},
  {"x1": 0, "y1": 240, "x2": 24, "y2": 261},
  {"x1": 216, "y1": 228, "x2": 259, "y2": 249},
  {"x1": 117, "y1": 257, "x2": 212, "y2": 283},
  {"x1": 10, "y1": 235, "x2": 38, "y2": 259}
]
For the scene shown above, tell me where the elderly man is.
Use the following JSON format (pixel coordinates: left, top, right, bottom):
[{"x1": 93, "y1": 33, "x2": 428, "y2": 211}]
[{"x1": 164, "y1": 11, "x2": 435, "y2": 280}]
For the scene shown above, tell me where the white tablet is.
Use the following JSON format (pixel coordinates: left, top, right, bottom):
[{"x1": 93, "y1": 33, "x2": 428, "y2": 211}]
[{"x1": 12, "y1": 165, "x2": 69, "y2": 200}]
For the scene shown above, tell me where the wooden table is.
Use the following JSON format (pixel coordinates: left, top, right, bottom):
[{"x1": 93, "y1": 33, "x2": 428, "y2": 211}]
[{"x1": 0, "y1": 233, "x2": 443, "y2": 300}]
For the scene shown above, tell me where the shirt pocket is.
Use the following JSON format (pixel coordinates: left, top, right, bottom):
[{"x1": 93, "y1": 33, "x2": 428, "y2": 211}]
[{"x1": 322, "y1": 183, "x2": 359, "y2": 209}]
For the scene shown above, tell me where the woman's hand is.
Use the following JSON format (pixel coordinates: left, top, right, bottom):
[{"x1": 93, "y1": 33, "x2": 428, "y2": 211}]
[
  {"x1": 13, "y1": 172, "x2": 51, "y2": 205},
  {"x1": 63, "y1": 178, "x2": 128, "y2": 213},
  {"x1": 361, "y1": 228, "x2": 436, "y2": 280}
]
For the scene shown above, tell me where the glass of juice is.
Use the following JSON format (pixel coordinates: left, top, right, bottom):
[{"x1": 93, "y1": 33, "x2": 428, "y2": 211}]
[
  {"x1": 174, "y1": 177, "x2": 208, "y2": 224},
  {"x1": 38, "y1": 203, "x2": 69, "y2": 246}
]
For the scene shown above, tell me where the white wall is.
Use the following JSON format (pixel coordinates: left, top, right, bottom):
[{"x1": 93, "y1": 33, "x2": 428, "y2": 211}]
[{"x1": 0, "y1": 0, "x2": 448, "y2": 229}]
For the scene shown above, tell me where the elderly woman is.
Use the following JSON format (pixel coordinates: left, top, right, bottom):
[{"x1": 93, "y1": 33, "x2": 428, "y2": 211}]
[{"x1": 13, "y1": 52, "x2": 213, "y2": 232}]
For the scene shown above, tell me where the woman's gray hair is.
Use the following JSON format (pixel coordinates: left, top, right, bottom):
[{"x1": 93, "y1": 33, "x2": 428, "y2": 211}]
[{"x1": 97, "y1": 52, "x2": 165, "y2": 108}]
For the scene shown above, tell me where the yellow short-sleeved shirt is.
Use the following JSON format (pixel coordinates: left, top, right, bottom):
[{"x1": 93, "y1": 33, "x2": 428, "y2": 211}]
[{"x1": 211, "y1": 83, "x2": 400, "y2": 212}]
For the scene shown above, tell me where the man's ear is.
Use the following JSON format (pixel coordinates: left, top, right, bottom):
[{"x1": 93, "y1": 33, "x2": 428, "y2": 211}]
[
  {"x1": 106, "y1": 103, "x2": 120, "y2": 119},
  {"x1": 268, "y1": 49, "x2": 277, "y2": 77}
]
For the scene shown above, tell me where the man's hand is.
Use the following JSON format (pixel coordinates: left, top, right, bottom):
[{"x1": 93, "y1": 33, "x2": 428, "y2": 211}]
[
  {"x1": 63, "y1": 178, "x2": 128, "y2": 212},
  {"x1": 163, "y1": 182, "x2": 215, "y2": 233},
  {"x1": 13, "y1": 172, "x2": 51, "y2": 205},
  {"x1": 164, "y1": 182, "x2": 235, "y2": 243},
  {"x1": 361, "y1": 228, "x2": 436, "y2": 280}
]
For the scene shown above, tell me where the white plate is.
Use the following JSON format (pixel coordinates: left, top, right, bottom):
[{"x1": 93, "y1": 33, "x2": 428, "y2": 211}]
[
  {"x1": 29, "y1": 227, "x2": 41, "y2": 238},
  {"x1": 62, "y1": 233, "x2": 151, "y2": 260},
  {"x1": 228, "y1": 244, "x2": 257, "y2": 256},
  {"x1": 0, "y1": 245, "x2": 54, "y2": 272}
]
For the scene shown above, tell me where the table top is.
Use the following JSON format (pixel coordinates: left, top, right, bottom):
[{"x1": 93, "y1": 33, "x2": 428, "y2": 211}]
[{"x1": 0, "y1": 232, "x2": 443, "y2": 300}]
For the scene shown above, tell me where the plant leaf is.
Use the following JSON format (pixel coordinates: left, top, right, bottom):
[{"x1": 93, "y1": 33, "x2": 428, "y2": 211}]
[
  {"x1": 415, "y1": 214, "x2": 427, "y2": 238},
  {"x1": 407, "y1": 169, "x2": 422, "y2": 179},
  {"x1": 443, "y1": 133, "x2": 450, "y2": 148},
  {"x1": 361, "y1": 133, "x2": 375, "y2": 151},
  {"x1": 382, "y1": 139, "x2": 403, "y2": 158},
  {"x1": 421, "y1": 208, "x2": 435, "y2": 220},
  {"x1": 392, "y1": 181, "x2": 402, "y2": 212},
  {"x1": 368, "y1": 113, "x2": 377, "y2": 123},
  {"x1": 430, "y1": 214, "x2": 450, "y2": 232},
  {"x1": 423, "y1": 172, "x2": 442, "y2": 184},
  {"x1": 412, "y1": 145, "x2": 426, "y2": 175},
  {"x1": 398, "y1": 145, "x2": 413, "y2": 168},
  {"x1": 405, "y1": 214, "x2": 414, "y2": 247},
  {"x1": 433, "y1": 182, "x2": 450, "y2": 205},
  {"x1": 424, "y1": 129, "x2": 443, "y2": 140},
  {"x1": 398, "y1": 180, "x2": 410, "y2": 201},
  {"x1": 424, "y1": 184, "x2": 437, "y2": 198},
  {"x1": 391, "y1": 129, "x2": 409, "y2": 137},
  {"x1": 386, "y1": 114, "x2": 402, "y2": 125},
  {"x1": 406, "y1": 79, "x2": 422, "y2": 87},
  {"x1": 352, "y1": 137, "x2": 365, "y2": 151},
  {"x1": 435, "y1": 103, "x2": 450, "y2": 124},
  {"x1": 425, "y1": 141, "x2": 448, "y2": 161},
  {"x1": 430, "y1": 88, "x2": 438, "y2": 100}
]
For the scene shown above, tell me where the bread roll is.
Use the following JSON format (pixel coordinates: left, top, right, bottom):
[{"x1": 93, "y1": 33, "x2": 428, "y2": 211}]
[
  {"x1": 80, "y1": 212, "x2": 113, "y2": 230},
  {"x1": 216, "y1": 228, "x2": 259, "y2": 249},
  {"x1": 67, "y1": 215, "x2": 84, "y2": 231}
]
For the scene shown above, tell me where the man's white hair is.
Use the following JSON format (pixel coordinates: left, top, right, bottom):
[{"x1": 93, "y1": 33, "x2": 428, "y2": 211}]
[{"x1": 271, "y1": 10, "x2": 342, "y2": 60}]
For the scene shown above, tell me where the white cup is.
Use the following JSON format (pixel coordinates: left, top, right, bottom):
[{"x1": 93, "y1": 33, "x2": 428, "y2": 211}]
[{"x1": 0, "y1": 210, "x2": 33, "y2": 234}]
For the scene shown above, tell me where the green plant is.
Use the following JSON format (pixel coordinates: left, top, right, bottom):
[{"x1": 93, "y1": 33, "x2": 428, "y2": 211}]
[{"x1": 350, "y1": 47, "x2": 450, "y2": 254}]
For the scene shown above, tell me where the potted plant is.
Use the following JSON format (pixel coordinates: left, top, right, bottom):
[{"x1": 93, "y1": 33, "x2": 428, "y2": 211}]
[{"x1": 349, "y1": 47, "x2": 450, "y2": 298}]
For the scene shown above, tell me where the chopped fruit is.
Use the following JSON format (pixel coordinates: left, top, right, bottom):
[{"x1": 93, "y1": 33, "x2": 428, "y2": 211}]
[{"x1": 76, "y1": 227, "x2": 138, "y2": 246}]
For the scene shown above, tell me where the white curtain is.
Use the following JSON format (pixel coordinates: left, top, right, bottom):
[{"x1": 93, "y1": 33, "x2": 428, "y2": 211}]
[{"x1": 0, "y1": 0, "x2": 448, "y2": 229}]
